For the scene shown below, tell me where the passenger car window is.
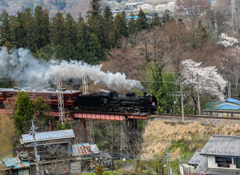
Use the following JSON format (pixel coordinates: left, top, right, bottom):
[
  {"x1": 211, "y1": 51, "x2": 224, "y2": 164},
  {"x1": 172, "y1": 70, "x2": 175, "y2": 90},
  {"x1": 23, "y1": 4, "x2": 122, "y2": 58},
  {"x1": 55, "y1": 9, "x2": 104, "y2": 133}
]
[{"x1": 69, "y1": 96, "x2": 71, "y2": 100}]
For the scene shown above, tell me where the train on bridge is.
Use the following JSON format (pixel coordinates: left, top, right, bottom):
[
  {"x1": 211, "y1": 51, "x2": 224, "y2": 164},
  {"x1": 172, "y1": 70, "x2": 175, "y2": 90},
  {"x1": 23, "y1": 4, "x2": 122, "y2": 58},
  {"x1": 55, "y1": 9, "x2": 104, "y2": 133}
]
[{"x1": 0, "y1": 87, "x2": 157, "y2": 114}]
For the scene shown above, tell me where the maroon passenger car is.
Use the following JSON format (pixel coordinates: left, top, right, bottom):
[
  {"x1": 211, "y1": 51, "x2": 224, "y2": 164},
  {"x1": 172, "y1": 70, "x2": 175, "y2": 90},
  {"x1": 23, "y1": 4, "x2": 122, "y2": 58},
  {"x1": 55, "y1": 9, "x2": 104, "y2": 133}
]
[{"x1": 0, "y1": 87, "x2": 82, "y2": 109}]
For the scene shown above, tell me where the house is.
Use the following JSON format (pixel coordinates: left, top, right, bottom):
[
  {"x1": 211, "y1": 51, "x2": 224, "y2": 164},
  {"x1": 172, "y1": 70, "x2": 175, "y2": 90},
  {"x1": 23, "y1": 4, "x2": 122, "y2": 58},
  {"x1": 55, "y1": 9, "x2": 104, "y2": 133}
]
[
  {"x1": 1, "y1": 129, "x2": 101, "y2": 174},
  {"x1": 126, "y1": 3, "x2": 138, "y2": 10},
  {"x1": 203, "y1": 98, "x2": 240, "y2": 117},
  {"x1": 181, "y1": 135, "x2": 240, "y2": 175},
  {"x1": 20, "y1": 129, "x2": 75, "y2": 174},
  {"x1": 1, "y1": 157, "x2": 29, "y2": 175}
]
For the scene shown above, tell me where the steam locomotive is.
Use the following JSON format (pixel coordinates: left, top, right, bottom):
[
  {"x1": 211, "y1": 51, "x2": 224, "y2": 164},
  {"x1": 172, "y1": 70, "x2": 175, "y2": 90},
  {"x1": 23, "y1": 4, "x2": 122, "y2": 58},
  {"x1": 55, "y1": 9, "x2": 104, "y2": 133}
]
[
  {"x1": 76, "y1": 91, "x2": 157, "y2": 114},
  {"x1": 0, "y1": 87, "x2": 157, "y2": 114}
]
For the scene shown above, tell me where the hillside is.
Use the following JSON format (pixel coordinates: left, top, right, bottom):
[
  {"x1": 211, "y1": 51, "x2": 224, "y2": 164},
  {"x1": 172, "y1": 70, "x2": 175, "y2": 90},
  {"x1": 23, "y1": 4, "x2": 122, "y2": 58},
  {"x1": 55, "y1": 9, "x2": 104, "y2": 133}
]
[
  {"x1": 0, "y1": 0, "x2": 90, "y2": 19},
  {"x1": 142, "y1": 118, "x2": 240, "y2": 173}
]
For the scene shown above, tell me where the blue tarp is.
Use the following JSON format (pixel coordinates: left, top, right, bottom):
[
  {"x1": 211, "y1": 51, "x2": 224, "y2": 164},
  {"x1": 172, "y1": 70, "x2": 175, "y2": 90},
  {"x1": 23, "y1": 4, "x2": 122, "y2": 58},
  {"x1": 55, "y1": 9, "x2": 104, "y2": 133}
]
[
  {"x1": 225, "y1": 98, "x2": 240, "y2": 105},
  {"x1": 2, "y1": 157, "x2": 29, "y2": 169}
]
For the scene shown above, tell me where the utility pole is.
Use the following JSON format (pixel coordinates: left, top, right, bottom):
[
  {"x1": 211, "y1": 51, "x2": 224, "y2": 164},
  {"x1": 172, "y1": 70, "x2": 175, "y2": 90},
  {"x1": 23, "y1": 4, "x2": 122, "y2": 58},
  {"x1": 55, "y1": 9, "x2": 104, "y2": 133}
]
[
  {"x1": 228, "y1": 81, "x2": 231, "y2": 99},
  {"x1": 30, "y1": 120, "x2": 40, "y2": 175},
  {"x1": 231, "y1": 0, "x2": 237, "y2": 32},
  {"x1": 180, "y1": 76, "x2": 184, "y2": 121},
  {"x1": 165, "y1": 143, "x2": 171, "y2": 175},
  {"x1": 57, "y1": 80, "x2": 65, "y2": 124},
  {"x1": 197, "y1": 74, "x2": 201, "y2": 115}
]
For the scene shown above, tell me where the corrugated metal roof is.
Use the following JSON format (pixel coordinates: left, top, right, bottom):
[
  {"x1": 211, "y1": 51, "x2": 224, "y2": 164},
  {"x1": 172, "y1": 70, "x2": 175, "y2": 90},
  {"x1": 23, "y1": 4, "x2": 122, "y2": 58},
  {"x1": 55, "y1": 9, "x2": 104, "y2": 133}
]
[
  {"x1": 22, "y1": 129, "x2": 75, "y2": 143},
  {"x1": 2, "y1": 157, "x2": 29, "y2": 169},
  {"x1": 188, "y1": 149, "x2": 205, "y2": 165},
  {"x1": 215, "y1": 104, "x2": 240, "y2": 110},
  {"x1": 90, "y1": 144, "x2": 100, "y2": 154},
  {"x1": 226, "y1": 98, "x2": 240, "y2": 105},
  {"x1": 200, "y1": 135, "x2": 240, "y2": 156},
  {"x1": 72, "y1": 143, "x2": 98, "y2": 156},
  {"x1": 205, "y1": 168, "x2": 240, "y2": 174}
]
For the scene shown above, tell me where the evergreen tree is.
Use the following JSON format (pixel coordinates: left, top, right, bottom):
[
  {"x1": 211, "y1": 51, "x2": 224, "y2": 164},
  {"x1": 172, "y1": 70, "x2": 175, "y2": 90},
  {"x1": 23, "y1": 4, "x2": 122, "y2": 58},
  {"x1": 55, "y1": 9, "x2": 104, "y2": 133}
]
[
  {"x1": 50, "y1": 12, "x2": 66, "y2": 46},
  {"x1": 12, "y1": 91, "x2": 35, "y2": 135},
  {"x1": 162, "y1": 9, "x2": 171, "y2": 24},
  {"x1": 23, "y1": 8, "x2": 34, "y2": 49},
  {"x1": 0, "y1": 10, "x2": 12, "y2": 46},
  {"x1": 136, "y1": 9, "x2": 149, "y2": 32},
  {"x1": 25, "y1": 18, "x2": 38, "y2": 53},
  {"x1": 150, "y1": 13, "x2": 162, "y2": 28},
  {"x1": 128, "y1": 12, "x2": 136, "y2": 35},
  {"x1": 86, "y1": 0, "x2": 101, "y2": 19},
  {"x1": 12, "y1": 11, "x2": 25, "y2": 48},
  {"x1": 34, "y1": 6, "x2": 50, "y2": 49},
  {"x1": 34, "y1": 97, "x2": 51, "y2": 123},
  {"x1": 195, "y1": 21, "x2": 208, "y2": 48},
  {"x1": 77, "y1": 12, "x2": 84, "y2": 23},
  {"x1": 76, "y1": 20, "x2": 90, "y2": 61},
  {"x1": 88, "y1": 33, "x2": 104, "y2": 63},
  {"x1": 65, "y1": 13, "x2": 77, "y2": 60},
  {"x1": 104, "y1": 6, "x2": 112, "y2": 22}
]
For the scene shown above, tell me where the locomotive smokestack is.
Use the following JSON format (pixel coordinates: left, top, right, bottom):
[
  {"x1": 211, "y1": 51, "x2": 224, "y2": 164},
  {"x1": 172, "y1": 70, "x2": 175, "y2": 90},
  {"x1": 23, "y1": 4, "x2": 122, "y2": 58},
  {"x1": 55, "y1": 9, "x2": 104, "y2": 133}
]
[{"x1": 144, "y1": 92, "x2": 146, "y2": 96}]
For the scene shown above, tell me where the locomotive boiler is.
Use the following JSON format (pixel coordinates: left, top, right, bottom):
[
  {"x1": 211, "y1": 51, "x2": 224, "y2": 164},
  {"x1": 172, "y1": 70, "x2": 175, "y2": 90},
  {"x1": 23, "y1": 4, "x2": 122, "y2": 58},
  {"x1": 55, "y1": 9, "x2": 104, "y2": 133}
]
[{"x1": 76, "y1": 91, "x2": 157, "y2": 114}]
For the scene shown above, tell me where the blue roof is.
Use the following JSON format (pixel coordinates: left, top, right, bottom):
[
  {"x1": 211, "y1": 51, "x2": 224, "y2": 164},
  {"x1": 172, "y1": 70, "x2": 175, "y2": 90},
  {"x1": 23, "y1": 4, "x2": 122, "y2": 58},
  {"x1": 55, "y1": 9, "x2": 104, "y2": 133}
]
[
  {"x1": 225, "y1": 98, "x2": 240, "y2": 105},
  {"x1": 125, "y1": 16, "x2": 149, "y2": 19},
  {"x1": 215, "y1": 104, "x2": 240, "y2": 110},
  {"x1": 2, "y1": 157, "x2": 29, "y2": 169}
]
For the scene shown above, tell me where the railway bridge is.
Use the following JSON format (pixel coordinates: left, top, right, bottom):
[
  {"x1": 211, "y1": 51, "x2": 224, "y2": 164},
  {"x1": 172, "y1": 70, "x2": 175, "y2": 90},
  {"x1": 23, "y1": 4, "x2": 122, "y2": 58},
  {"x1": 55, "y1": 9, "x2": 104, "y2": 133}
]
[{"x1": 0, "y1": 109, "x2": 148, "y2": 143}]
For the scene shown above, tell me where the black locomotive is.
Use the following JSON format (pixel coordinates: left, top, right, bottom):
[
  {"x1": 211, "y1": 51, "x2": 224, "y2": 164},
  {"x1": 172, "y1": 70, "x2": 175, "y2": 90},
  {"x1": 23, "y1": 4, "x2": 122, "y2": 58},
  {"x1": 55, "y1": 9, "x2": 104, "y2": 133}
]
[{"x1": 76, "y1": 91, "x2": 157, "y2": 114}]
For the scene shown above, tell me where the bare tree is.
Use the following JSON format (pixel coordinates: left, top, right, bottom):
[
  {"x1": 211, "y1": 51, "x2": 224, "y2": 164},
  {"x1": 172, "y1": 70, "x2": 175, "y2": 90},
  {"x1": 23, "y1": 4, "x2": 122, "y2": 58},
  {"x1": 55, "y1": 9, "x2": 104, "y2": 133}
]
[{"x1": 175, "y1": 0, "x2": 211, "y2": 22}]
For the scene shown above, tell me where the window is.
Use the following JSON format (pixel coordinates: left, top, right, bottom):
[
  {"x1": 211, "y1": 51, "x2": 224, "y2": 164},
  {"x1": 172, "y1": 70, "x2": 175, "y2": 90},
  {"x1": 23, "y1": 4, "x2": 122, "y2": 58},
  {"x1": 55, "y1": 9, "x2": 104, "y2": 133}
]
[
  {"x1": 73, "y1": 95, "x2": 76, "y2": 100},
  {"x1": 216, "y1": 156, "x2": 232, "y2": 168},
  {"x1": 52, "y1": 95, "x2": 57, "y2": 100},
  {"x1": 47, "y1": 95, "x2": 51, "y2": 100},
  {"x1": 7, "y1": 93, "x2": 11, "y2": 98},
  {"x1": 36, "y1": 94, "x2": 39, "y2": 99},
  {"x1": 235, "y1": 158, "x2": 240, "y2": 168},
  {"x1": 29, "y1": 94, "x2": 33, "y2": 99},
  {"x1": 0, "y1": 92, "x2": 2, "y2": 96},
  {"x1": 69, "y1": 96, "x2": 71, "y2": 100}
]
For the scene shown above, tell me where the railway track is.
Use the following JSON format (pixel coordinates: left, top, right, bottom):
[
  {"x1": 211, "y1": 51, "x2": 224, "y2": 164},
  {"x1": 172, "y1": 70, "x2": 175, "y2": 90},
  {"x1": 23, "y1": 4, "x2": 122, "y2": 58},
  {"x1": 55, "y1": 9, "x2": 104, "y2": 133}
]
[{"x1": 154, "y1": 113, "x2": 240, "y2": 120}]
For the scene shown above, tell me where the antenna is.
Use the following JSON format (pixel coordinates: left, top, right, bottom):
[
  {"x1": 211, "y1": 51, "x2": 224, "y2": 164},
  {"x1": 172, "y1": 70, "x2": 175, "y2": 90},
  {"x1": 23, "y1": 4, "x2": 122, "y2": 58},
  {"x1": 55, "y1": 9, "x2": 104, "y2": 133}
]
[
  {"x1": 231, "y1": 0, "x2": 237, "y2": 32},
  {"x1": 58, "y1": 80, "x2": 65, "y2": 124}
]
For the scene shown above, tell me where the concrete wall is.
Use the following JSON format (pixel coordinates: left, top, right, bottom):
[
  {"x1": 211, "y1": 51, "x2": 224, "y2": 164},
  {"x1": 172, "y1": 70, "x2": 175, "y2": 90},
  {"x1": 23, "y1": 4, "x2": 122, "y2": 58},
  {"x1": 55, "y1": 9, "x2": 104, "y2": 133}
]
[{"x1": 208, "y1": 156, "x2": 218, "y2": 168}]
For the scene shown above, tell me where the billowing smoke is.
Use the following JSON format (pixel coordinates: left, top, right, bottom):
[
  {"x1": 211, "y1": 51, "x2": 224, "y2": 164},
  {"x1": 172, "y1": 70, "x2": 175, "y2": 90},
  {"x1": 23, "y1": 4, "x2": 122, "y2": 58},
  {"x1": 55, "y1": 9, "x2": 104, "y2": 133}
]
[{"x1": 0, "y1": 47, "x2": 144, "y2": 91}]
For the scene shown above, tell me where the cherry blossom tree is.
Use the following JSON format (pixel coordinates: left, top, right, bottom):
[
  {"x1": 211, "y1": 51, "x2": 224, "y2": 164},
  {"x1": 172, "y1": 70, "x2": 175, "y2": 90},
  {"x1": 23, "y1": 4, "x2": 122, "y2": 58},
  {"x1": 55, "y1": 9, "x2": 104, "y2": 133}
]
[
  {"x1": 167, "y1": 2, "x2": 176, "y2": 13},
  {"x1": 140, "y1": 4, "x2": 153, "y2": 11},
  {"x1": 217, "y1": 33, "x2": 239, "y2": 48},
  {"x1": 182, "y1": 59, "x2": 227, "y2": 101},
  {"x1": 217, "y1": 33, "x2": 240, "y2": 96}
]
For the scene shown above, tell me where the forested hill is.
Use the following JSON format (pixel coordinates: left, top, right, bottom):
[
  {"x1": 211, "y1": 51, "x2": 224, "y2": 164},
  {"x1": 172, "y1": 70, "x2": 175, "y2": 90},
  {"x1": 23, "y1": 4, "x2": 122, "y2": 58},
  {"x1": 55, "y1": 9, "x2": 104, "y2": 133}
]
[{"x1": 0, "y1": 0, "x2": 90, "y2": 19}]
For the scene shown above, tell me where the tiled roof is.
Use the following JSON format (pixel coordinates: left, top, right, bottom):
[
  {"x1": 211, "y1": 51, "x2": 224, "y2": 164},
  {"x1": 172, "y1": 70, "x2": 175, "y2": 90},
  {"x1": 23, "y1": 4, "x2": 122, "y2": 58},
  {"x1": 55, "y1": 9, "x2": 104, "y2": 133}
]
[
  {"x1": 195, "y1": 157, "x2": 208, "y2": 174},
  {"x1": 188, "y1": 149, "x2": 205, "y2": 165},
  {"x1": 2, "y1": 157, "x2": 29, "y2": 169},
  {"x1": 200, "y1": 135, "x2": 240, "y2": 157},
  {"x1": 22, "y1": 129, "x2": 75, "y2": 143},
  {"x1": 206, "y1": 168, "x2": 240, "y2": 175}
]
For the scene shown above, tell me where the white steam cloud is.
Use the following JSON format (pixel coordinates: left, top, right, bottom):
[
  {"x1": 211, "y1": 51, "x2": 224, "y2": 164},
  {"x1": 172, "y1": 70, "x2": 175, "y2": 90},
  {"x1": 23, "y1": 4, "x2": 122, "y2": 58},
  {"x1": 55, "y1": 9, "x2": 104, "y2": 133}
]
[{"x1": 0, "y1": 47, "x2": 144, "y2": 91}]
